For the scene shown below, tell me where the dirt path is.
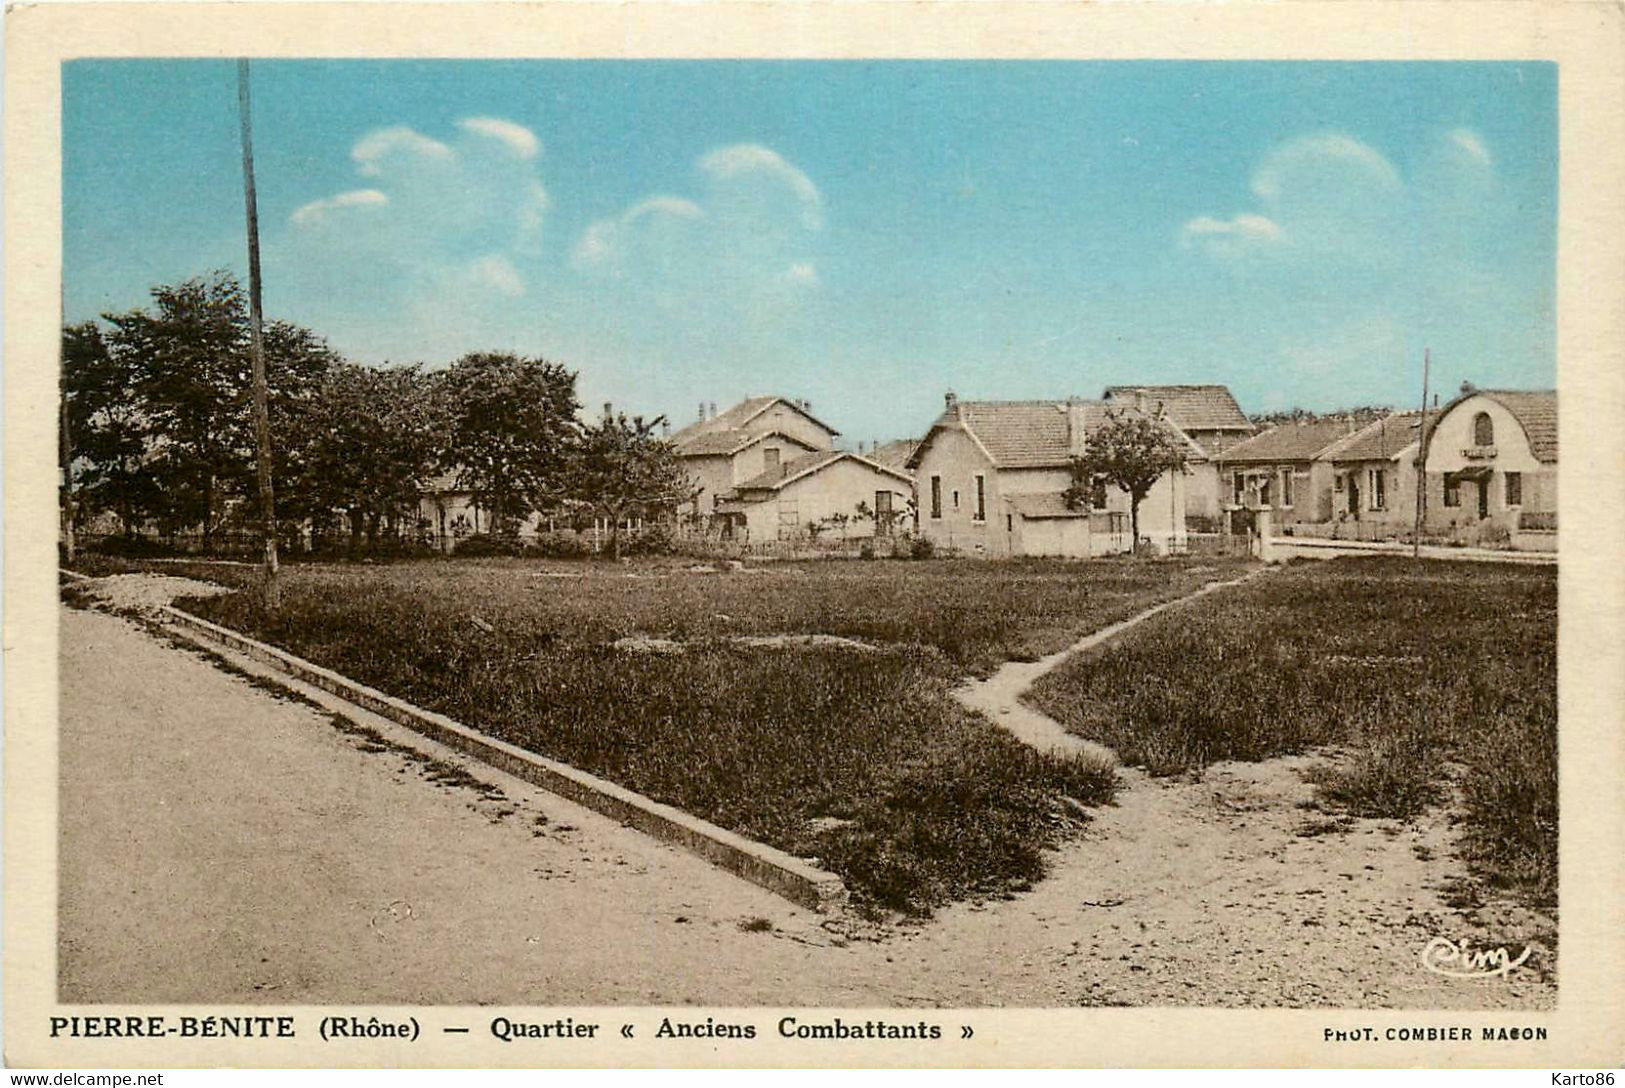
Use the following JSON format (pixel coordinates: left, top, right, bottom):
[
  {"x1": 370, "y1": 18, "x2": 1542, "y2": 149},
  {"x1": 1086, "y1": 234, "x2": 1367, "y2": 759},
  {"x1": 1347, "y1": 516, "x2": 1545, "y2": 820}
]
[
  {"x1": 956, "y1": 569, "x2": 1269, "y2": 759},
  {"x1": 60, "y1": 582, "x2": 1554, "y2": 1007}
]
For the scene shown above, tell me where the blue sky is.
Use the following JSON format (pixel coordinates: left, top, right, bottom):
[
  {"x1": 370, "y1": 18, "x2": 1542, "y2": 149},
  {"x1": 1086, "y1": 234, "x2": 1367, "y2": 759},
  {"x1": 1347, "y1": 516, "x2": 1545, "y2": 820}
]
[{"x1": 63, "y1": 60, "x2": 1556, "y2": 444}]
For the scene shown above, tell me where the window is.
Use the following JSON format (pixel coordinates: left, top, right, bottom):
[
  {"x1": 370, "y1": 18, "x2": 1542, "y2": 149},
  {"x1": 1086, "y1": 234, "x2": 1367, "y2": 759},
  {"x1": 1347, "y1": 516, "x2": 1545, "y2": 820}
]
[
  {"x1": 974, "y1": 474, "x2": 986, "y2": 521},
  {"x1": 763, "y1": 447, "x2": 780, "y2": 471},
  {"x1": 1279, "y1": 470, "x2": 1294, "y2": 508},
  {"x1": 1334, "y1": 473, "x2": 1344, "y2": 492},
  {"x1": 1370, "y1": 469, "x2": 1386, "y2": 510},
  {"x1": 952, "y1": 489, "x2": 960, "y2": 510},
  {"x1": 1006, "y1": 514, "x2": 1014, "y2": 532},
  {"x1": 1443, "y1": 476, "x2": 1461, "y2": 507},
  {"x1": 930, "y1": 475, "x2": 942, "y2": 519},
  {"x1": 1233, "y1": 473, "x2": 1245, "y2": 504},
  {"x1": 1473, "y1": 412, "x2": 1494, "y2": 447},
  {"x1": 1505, "y1": 471, "x2": 1523, "y2": 506}
]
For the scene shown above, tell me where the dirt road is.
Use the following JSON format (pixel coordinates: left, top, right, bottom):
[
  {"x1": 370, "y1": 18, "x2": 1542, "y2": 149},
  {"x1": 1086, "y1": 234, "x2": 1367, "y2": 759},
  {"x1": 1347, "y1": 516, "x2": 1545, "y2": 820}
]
[{"x1": 60, "y1": 600, "x2": 1554, "y2": 1007}]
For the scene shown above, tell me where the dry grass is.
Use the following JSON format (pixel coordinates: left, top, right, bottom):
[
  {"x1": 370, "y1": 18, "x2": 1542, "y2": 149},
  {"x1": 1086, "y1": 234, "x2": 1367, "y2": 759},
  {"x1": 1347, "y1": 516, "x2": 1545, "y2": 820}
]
[{"x1": 1026, "y1": 557, "x2": 1557, "y2": 905}]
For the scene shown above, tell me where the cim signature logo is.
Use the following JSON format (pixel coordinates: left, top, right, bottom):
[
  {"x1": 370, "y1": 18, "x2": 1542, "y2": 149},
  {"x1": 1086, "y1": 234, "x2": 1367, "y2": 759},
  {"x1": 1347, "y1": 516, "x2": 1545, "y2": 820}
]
[{"x1": 1421, "y1": 936, "x2": 1533, "y2": 979}]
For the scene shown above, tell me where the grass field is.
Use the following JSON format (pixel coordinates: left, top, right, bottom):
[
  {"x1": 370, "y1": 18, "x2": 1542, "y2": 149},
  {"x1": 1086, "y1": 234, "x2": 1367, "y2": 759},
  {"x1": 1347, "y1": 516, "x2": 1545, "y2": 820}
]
[
  {"x1": 1026, "y1": 557, "x2": 1558, "y2": 905},
  {"x1": 82, "y1": 553, "x2": 1249, "y2": 913}
]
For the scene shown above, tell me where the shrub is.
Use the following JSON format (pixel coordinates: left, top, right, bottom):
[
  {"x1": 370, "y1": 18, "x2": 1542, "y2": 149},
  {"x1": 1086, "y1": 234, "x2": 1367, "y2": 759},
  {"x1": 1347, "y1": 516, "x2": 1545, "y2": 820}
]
[
  {"x1": 523, "y1": 532, "x2": 594, "y2": 559},
  {"x1": 908, "y1": 536, "x2": 936, "y2": 560},
  {"x1": 453, "y1": 533, "x2": 524, "y2": 558}
]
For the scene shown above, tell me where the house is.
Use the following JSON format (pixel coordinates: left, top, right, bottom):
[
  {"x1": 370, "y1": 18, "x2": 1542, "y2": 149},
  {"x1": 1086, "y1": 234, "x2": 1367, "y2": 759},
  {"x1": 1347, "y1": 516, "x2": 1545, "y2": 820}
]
[
  {"x1": 1103, "y1": 385, "x2": 1255, "y2": 524},
  {"x1": 1318, "y1": 412, "x2": 1424, "y2": 533},
  {"x1": 714, "y1": 450, "x2": 915, "y2": 542},
  {"x1": 904, "y1": 393, "x2": 1191, "y2": 558},
  {"x1": 669, "y1": 396, "x2": 840, "y2": 523},
  {"x1": 1419, "y1": 388, "x2": 1556, "y2": 531},
  {"x1": 1214, "y1": 419, "x2": 1362, "y2": 529}
]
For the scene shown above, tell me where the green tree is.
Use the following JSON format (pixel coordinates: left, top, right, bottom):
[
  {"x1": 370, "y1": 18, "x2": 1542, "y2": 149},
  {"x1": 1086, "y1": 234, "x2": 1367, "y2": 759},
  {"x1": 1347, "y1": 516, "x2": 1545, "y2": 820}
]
[
  {"x1": 1065, "y1": 411, "x2": 1188, "y2": 547},
  {"x1": 96, "y1": 272, "x2": 335, "y2": 548},
  {"x1": 61, "y1": 321, "x2": 156, "y2": 536},
  {"x1": 568, "y1": 410, "x2": 696, "y2": 560},
  {"x1": 437, "y1": 352, "x2": 580, "y2": 536},
  {"x1": 291, "y1": 361, "x2": 438, "y2": 552}
]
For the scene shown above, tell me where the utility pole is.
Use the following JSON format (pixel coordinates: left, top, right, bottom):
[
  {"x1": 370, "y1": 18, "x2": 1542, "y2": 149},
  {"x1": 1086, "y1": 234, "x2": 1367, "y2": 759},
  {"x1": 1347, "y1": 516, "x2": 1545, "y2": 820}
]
[
  {"x1": 238, "y1": 59, "x2": 280, "y2": 610},
  {"x1": 1412, "y1": 348, "x2": 1431, "y2": 560}
]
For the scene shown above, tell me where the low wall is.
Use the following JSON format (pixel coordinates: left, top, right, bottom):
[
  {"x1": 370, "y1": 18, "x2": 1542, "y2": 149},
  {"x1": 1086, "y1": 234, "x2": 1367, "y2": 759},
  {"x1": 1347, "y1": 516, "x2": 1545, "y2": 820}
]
[{"x1": 158, "y1": 605, "x2": 850, "y2": 913}]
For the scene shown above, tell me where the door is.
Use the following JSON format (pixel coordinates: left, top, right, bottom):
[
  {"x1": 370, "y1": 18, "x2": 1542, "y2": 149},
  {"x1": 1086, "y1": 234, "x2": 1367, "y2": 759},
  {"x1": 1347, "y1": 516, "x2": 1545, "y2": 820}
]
[
  {"x1": 1347, "y1": 477, "x2": 1360, "y2": 516},
  {"x1": 1477, "y1": 478, "x2": 1489, "y2": 520},
  {"x1": 874, "y1": 490, "x2": 893, "y2": 535}
]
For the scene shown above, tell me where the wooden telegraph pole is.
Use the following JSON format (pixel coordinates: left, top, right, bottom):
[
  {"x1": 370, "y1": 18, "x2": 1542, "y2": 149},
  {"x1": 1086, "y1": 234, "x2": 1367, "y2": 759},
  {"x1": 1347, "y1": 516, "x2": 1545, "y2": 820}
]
[
  {"x1": 237, "y1": 59, "x2": 280, "y2": 610},
  {"x1": 1412, "y1": 348, "x2": 1431, "y2": 560}
]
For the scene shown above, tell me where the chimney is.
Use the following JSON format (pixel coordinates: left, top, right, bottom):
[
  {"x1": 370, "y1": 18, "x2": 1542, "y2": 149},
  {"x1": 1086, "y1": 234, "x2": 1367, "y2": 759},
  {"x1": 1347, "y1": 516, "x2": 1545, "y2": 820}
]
[
  {"x1": 603, "y1": 402, "x2": 613, "y2": 421},
  {"x1": 1460, "y1": 380, "x2": 1476, "y2": 396},
  {"x1": 1065, "y1": 397, "x2": 1088, "y2": 457},
  {"x1": 709, "y1": 400, "x2": 718, "y2": 419},
  {"x1": 698, "y1": 401, "x2": 706, "y2": 422},
  {"x1": 944, "y1": 390, "x2": 957, "y2": 410},
  {"x1": 1134, "y1": 388, "x2": 1148, "y2": 413},
  {"x1": 661, "y1": 419, "x2": 671, "y2": 438}
]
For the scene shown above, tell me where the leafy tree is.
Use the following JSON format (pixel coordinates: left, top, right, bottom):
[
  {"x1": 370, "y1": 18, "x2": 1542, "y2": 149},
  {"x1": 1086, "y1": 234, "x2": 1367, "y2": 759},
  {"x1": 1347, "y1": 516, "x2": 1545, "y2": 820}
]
[
  {"x1": 568, "y1": 410, "x2": 696, "y2": 560},
  {"x1": 61, "y1": 321, "x2": 156, "y2": 536},
  {"x1": 290, "y1": 361, "x2": 438, "y2": 551},
  {"x1": 94, "y1": 272, "x2": 336, "y2": 547},
  {"x1": 1065, "y1": 411, "x2": 1188, "y2": 546},
  {"x1": 437, "y1": 352, "x2": 579, "y2": 535}
]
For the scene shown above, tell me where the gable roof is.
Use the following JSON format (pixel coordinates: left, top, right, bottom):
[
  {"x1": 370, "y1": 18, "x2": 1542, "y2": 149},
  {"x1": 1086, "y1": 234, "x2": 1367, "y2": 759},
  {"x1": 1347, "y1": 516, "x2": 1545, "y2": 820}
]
[
  {"x1": 867, "y1": 438, "x2": 919, "y2": 472},
  {"x1": 731, "y1": 450, "x2": 913, "y2": 494},
  {"x1": 1216, "y1": 419, "x2": 1361, "y2": 464},
  {"x1": 669, "y1": 395, "x2": 840, "y2": 450},
  {"x1": 672, "y1": 428, "x2": 817, "y2": 458},
  {"x1": 1322, "y1": 412, "x2": 1423, "y2": 463},
  {"x1": 1421, "y1": 389, "x2": 1557, "y2": 464},
  {"x1": 1103, "y1": 384, "x2": 1253, "y2": 432},
  {"x1": 907, "y1": 399, "x2": 1201, "y2": 471}
]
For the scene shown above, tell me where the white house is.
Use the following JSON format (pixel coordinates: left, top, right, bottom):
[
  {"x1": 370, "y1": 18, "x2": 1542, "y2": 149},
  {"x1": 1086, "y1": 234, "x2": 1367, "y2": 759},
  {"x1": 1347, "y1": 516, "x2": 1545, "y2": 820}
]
[
  {"x1": 715, "y1": 450, "x2": 915, "y2": 542},
  {"x1": 669, "y1": 396, "x2": 840, "y2": 522},
  {"x1": 1420, "y1": 388, "x2": 1557, "y2": 531},
  {"x1": 905, "y1": 393, "x2": 1191, "y2": 557}
]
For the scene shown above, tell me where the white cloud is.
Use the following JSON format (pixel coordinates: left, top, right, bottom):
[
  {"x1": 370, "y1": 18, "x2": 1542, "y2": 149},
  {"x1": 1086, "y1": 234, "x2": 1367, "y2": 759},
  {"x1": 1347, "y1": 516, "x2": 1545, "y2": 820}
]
[
  {"x1": 290, "y1": 188, "x2": 389, "y2": 227},
  {"x1": 698, "y1": 143, "x2": 824, "y2": 229},
  {"x1": 1448, "y1": 128, "x2": 1493, "y2": 166},
  {"x1": 458, "y1": 117, "x2": 542, "y2": 160},
  {"x1": 466, "y1": 255, "x2": 525, "y2": 298},
  {"x1": 782, "y1": 261, "x2": 820, "y2": 287},
  {"x1": 1250, "y1": 133, "x2": 1402, "y2": 200},
  {"x1": 1180, "y1": 213, "x2": 1283, "y2": 246},
  {"x1": 572, "y1": 195, "x2": 705, "y2": 270},
  {"x1": 351, "y1": 126, "x2": 454, "y2": 177}
]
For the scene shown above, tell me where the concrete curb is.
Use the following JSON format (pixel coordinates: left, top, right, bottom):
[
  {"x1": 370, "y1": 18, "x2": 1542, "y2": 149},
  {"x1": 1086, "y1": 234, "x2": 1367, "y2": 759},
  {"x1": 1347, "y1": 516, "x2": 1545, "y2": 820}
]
[{"x1": 155, "y1": 603, "x2": 850, "y2": 913}]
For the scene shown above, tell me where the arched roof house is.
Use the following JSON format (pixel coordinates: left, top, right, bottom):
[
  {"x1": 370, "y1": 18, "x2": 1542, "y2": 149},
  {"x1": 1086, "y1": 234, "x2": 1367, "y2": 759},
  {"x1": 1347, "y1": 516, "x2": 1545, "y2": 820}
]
[{"x1": 1419, "y1": 388, "x2": 1557, "y2": 529}]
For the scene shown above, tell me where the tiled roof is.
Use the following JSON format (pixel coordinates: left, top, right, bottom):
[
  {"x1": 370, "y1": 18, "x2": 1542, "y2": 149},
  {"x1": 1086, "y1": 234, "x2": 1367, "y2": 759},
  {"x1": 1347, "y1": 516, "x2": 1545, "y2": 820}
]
[
  {"x1": 669, "y1": 396, "x2": 839, "y2": 450},
  {"x1": 732, "y1": 450, "x2": 912, "y2": 494},
  {"x1": 1484, "y1": 390, "x2": 1558, "y2": 463},
  {"x1": 867, "y1": 438, "x2": 919, "y2": 471},
  {"x1": 1419, "y1": 389, "x2": 1558, "y2": 464},
  {"x1": 1323, "y1": 412, "x2": 1423, "y2": 463},
  {"x1": 1217, "y1": 420, "x2": 1361, "y2": 464},
  {"x1": 910, "y1": 400, "x2": 1200, "y2": 470},
  {"x1": 1103, "y1": 385, "x2": 1254, "y2": 431},
  {"x1": 673, "y1": 428, "x2": 817, "y2": 458},
  {"x1": 1006, "y1": 492, "x2": 1089, "y2": 519}
]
